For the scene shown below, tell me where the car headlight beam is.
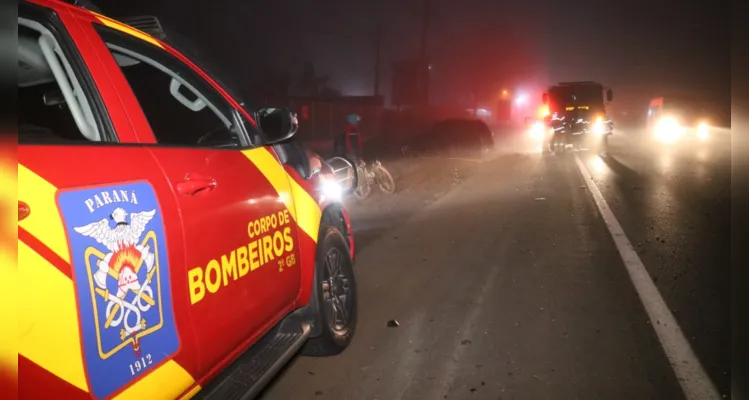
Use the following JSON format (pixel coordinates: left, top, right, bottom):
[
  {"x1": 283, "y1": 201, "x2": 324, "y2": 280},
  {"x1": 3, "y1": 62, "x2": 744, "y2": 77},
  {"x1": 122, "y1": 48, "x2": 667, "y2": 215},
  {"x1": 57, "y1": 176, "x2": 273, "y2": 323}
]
[
  {"x1": 320, "y1": 178, "x2": 343, "y2": 201},
  {"x1": 529, "y1": 121, "x2": 546, "y2": 139},
  {"x1": 697, "y1": 123, "x2": 709, "y2": 141},
  {"x1": 593, "y1": 121, "x2": 606, "y2": 135},
  {"x1": 655, "y1": 117, "x2": 683, "y2": 143}
]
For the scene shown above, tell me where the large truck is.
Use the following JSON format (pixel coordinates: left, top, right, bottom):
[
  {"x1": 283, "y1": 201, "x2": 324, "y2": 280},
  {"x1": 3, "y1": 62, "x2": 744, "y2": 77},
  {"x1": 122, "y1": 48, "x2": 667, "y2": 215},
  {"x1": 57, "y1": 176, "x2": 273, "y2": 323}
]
[
  {"x1": 647, "y1": 96, "x2": 713, "y2": 143},
  {"x1": 541, "y1": 81, "x2": 613, "y2": 153}
]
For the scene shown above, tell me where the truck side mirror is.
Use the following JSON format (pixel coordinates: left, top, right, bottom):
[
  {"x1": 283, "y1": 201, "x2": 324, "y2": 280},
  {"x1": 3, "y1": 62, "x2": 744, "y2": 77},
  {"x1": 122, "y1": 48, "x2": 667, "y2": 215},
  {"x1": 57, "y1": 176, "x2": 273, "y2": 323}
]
[
  {"x1": 606, "y1": 89, "x2": 613, "y2": 102},
  {"x1": 255, "y1": 107, "x2": 298, "y2": 144}
]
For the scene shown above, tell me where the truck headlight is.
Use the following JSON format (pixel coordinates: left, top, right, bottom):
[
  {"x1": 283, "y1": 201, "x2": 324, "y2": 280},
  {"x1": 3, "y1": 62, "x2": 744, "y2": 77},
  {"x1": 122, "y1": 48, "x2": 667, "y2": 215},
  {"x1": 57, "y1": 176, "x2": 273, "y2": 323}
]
[
  {"x1": 529, "y1": 121, "x2": 545, "y2": 139},
  {"x1": 320, "y1": 178, "x2": 342, "y2": 201},
  {"x1": 655, "y1": 117, "x2": 683, "y2": 143},
  {"x1": 593, "y1": 121, "x2": 606, "y2": 135}
]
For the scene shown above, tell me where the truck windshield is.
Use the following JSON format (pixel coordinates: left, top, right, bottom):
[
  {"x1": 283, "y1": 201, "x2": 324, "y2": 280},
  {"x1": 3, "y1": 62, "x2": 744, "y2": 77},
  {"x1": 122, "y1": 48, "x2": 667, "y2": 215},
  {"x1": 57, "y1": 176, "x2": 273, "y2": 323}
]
[
  {"x1": 549, "y1": 85, "x2": 603, "y2": 108},
  {"x1": 664, "y1": 98, "x2": 702, "y2": 115}
]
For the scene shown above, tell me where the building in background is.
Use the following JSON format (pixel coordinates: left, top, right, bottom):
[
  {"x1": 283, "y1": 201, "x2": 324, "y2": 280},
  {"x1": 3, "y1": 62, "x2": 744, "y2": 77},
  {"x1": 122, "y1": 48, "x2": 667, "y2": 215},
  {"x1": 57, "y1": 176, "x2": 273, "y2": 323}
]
[{"x1": 391, "y1": 59, "x2": 430, "y2": 108}]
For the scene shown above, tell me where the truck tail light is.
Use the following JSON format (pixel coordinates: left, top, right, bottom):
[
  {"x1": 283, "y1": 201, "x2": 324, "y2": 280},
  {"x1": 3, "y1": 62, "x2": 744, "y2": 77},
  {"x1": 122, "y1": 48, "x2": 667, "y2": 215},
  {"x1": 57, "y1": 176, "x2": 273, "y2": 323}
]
[{"x1": 539, "y1": 105, "x2": 549, "y2": 118}]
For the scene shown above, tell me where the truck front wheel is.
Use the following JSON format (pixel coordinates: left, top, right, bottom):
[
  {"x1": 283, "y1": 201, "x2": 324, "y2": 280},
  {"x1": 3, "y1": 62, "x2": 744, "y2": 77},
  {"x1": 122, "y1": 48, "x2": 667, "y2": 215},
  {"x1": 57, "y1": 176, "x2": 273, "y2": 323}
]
[{"x1": 301, "y1": 226, "x2": 358, "y2": 357}]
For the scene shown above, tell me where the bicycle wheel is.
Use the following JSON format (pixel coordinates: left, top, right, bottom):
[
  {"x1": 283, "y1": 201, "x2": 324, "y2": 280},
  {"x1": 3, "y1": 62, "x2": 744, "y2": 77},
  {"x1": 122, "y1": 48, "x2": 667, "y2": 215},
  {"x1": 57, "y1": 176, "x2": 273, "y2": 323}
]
[
  {"x1": 353, "y1": 181, "x2": 371, "y2": 199},
  {"x1": 353, "y1": 166, "x2": 371, "y2": 199},
  {"x1": 375, "y1": 165, "x2": 395, "y2": 194}
]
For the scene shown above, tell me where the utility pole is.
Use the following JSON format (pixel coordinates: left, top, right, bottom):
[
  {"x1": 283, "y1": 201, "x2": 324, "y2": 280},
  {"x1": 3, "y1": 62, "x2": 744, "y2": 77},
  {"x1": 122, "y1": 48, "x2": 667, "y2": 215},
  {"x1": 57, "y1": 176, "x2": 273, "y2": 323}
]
[
  {"x1": 420, "y1": 0, "x2": 429, "y2": 60},
  {"x1": 374, "y1": 24, "x2": 382, "y2": 97},
  {"x1": 418, "y1": 0, "x2": 430, "y2": 106}
]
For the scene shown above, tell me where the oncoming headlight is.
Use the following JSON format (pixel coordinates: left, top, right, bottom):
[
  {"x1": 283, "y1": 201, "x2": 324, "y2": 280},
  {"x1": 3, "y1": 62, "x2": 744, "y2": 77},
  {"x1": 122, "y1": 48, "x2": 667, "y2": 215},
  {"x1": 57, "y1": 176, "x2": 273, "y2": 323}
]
[{"x1": 655, "y1": 116, "x2": 683, "y2": 143}]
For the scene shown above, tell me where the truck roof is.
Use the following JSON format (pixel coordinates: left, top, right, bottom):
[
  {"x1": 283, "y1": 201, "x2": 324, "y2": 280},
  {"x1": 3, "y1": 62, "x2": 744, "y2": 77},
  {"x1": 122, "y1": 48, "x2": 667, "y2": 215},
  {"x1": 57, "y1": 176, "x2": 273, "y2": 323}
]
[
  {"x1": 557, "y1": 81, "x2": 600, "y2": 86},
  {"x1": 650, "y1": 95, "x2": 703, "y2": 108}
]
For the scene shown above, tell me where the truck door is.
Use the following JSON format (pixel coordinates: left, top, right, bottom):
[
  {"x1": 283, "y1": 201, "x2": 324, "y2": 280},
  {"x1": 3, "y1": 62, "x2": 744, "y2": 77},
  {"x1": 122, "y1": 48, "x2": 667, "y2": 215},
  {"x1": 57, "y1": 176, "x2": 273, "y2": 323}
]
[
  {"x1": 18, "y1": 3, "x2": 195, "y2": 399},
  {"x1": 88, "y1": 22, "x2": 303, "y2": 377}
]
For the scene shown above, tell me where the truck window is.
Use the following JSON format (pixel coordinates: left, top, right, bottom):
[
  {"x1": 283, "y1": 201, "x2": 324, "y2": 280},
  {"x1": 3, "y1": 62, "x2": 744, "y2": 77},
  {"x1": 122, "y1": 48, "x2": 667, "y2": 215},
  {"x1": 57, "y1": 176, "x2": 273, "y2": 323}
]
[
  {"x1": 93, "y1": 24, "x2": 248, "y2": 148},
  {"x1": 18, "y1": 13, "x2": 115, "y2": 144}
]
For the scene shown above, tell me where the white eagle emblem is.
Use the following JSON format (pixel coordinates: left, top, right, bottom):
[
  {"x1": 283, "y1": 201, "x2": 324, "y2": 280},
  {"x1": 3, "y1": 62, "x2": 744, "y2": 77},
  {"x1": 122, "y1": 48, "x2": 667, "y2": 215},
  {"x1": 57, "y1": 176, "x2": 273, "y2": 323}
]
[{"x1": 74, "y1": 206, "x2": 158, "y2": 352}]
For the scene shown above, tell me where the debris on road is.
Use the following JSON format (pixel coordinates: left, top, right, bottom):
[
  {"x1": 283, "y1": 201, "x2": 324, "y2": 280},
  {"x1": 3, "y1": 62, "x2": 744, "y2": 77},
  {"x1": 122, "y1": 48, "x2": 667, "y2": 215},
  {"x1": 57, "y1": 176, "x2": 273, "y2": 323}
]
[
  {"x1": 535, "y1": 197, "x2": 546, "y2": 201},
  {"x1": 387, "y1": 319, "x2": 400, "y2": 327}
]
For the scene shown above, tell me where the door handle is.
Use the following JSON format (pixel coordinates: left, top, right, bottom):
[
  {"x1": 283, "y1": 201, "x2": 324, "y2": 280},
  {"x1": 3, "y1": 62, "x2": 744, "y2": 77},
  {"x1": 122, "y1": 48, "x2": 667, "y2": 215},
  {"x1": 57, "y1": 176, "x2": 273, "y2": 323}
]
[{"x1": 176, "y1": 173, "x2": 217, "y2": 196}]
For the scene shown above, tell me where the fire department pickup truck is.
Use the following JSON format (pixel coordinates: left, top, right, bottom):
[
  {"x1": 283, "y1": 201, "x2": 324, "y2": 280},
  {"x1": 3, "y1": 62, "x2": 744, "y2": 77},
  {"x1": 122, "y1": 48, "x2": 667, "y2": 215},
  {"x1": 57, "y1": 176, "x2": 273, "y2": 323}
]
[{"x1": 17, "y1": 1, "x2": 358, "y2": 399}]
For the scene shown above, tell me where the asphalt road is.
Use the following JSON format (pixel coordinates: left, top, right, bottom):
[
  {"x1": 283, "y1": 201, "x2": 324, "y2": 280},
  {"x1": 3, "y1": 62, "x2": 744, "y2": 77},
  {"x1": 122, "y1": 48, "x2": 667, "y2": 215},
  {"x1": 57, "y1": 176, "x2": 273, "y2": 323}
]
[{"x1": 260, "y1": 128, "x2": 731, "y2": 400}]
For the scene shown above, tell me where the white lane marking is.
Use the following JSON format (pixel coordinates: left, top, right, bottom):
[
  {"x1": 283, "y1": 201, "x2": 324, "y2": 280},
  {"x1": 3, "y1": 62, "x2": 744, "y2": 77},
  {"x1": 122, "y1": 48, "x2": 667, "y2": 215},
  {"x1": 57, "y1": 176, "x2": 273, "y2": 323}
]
[{"x1": 574, "y1": 154, "x2": 720, "y2": 400}]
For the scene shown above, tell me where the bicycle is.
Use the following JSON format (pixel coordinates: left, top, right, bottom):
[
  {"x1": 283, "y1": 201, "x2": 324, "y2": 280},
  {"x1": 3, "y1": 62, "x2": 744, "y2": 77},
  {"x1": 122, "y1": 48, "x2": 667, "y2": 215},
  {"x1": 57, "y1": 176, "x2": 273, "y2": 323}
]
[{"x1": 352, "y1": 158, "x2": 395, "y2": 199}]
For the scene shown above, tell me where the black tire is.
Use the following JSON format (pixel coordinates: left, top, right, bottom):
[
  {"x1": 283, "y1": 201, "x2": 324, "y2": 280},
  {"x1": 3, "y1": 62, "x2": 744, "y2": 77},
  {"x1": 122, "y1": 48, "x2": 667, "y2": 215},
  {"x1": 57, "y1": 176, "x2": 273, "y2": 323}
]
[{"x1": 301, "y1": 226, "x2": 358, "y2": 357}]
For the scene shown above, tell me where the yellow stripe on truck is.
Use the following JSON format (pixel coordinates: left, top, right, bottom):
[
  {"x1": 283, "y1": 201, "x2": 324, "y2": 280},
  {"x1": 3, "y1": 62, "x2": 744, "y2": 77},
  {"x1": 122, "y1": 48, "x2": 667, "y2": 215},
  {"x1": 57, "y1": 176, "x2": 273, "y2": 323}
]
[
  {"x1": 0, "y1": 247, "x2": 16, "y2": 374},
  {"x1": 17, "y1": 164, "x2": 196, "y2": 398},
  {"x1": 18, "y1": 241, "x2": 197, "y2": 398},
  {"x1": 289, "y1": 178, "x2": 321, "y2": 243},
  {"x1": 92, "y1": 12, "x2": 165, "y2": 49},
  {"x1": 113, "y1": 360, "x2": 195, "y2": 400},
  {"x1": 18, "y1": 242, "x2": 88, "y2": 392},
  {"x1": 241, "y1": 148, "x2": 321, "y2": 243},
  {"x1": 18, "y1": 164, "x2": 70, "y2": 263},
  {"x1": 178, "y1": 384, "x2": 203, "y2": 400}
]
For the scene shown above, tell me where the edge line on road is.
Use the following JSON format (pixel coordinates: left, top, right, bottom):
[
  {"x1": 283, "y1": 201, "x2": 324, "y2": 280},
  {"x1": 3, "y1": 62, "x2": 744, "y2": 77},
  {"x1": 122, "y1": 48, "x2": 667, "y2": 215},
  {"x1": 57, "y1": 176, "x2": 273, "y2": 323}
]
[{"x1": 574, "y1": 153, "x2": 720, "y2": 400}]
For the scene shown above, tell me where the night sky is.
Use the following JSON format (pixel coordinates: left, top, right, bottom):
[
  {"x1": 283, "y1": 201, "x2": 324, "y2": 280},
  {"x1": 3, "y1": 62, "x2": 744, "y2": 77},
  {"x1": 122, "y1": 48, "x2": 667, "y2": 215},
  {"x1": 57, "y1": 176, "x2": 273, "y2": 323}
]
[{"x1": 95, "y1": 0, "x2": 730, "y2": 120}]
